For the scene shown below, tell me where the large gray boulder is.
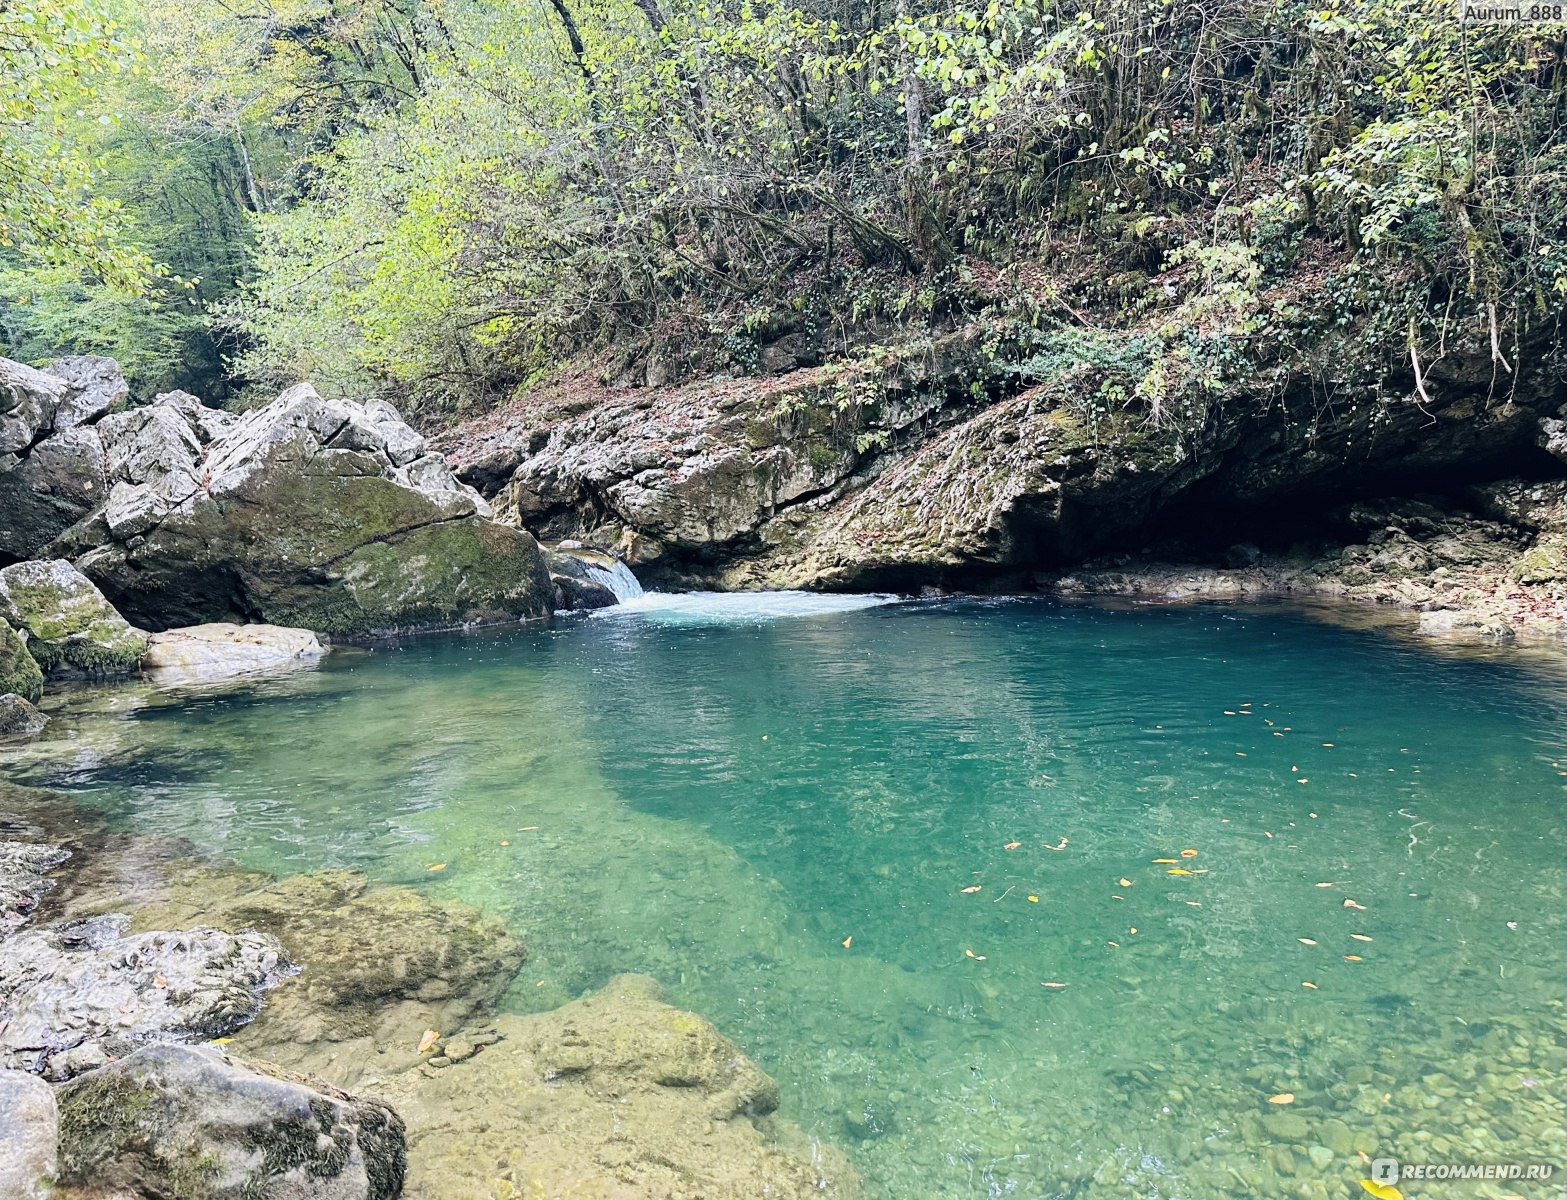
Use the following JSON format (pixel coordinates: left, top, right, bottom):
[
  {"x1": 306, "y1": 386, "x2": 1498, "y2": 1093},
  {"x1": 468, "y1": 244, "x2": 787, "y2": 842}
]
[
  {"x1": 55, "y1": 1044, "x2": 406, "y2": 1200},
  {"x1": 67, "y1": 382, "x2": 553, "y2": 635},
  {"x1": 0, "y1": 357, "x2": 123, "y2": 560},
  {"x1": 0, "y1": 558, "x2": 148, "y2": 676},
  {"x1": 0, "y1": 1069, "x2": 57, "y2": 1200},
  {"x1": 0, "y1": 912, "x2": 290, "y2": 1078}
]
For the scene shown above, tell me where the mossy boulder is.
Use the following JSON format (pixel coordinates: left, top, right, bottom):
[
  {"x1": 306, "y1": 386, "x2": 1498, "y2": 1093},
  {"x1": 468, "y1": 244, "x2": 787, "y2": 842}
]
[
  {"x1": 0, "y1": 694, "x2": 47, "y2": 737},
  {"x1": 0, "y1": 620, "x2": 43, "y2": 703},
  {"x1": 1511, "y1": 538, "x2": 1566, "y2": 584},
  {"x1": 70, "y1": 383, "x2": 553, "y2": 636},
  {"x1": 0, "y1": 559, "x2": 147, "y2": 677},
  {"x1": 55, "y1": 1044, "x2": 405, "y2": 1200}
]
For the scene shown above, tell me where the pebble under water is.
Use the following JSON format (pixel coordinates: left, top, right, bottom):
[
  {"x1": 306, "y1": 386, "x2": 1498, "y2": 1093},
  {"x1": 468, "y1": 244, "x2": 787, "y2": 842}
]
[{"x1": 10, "y1": 596, "x2": 1566, "y2": 1200}]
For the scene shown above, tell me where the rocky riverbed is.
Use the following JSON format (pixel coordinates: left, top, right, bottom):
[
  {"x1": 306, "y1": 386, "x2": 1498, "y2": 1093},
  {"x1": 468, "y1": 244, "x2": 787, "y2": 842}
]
[{"x1": 0, "y1": 781, "x2": 861, "y2": 1199}]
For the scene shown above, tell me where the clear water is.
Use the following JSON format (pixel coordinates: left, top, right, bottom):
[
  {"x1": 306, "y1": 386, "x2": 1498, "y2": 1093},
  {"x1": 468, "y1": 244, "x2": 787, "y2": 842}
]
[{"x1": 9, "y1": 596, "x2": 1566, "y2": 1199}]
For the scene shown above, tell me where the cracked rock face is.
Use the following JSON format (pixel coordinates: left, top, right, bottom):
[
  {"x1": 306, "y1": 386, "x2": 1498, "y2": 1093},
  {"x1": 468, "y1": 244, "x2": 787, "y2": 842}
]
[
  {"x1": 0, "y1": 914, "x2": 292, "y2": 1079},
  {"x1": 0, "y1": 354, "x2": 556, "y2": 635}
]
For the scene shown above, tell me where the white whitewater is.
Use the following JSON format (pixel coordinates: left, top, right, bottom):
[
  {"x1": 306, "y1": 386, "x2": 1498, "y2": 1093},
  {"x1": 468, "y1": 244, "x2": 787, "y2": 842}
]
[
  {"x1": 599, "y1": 589, "x2": 898, "y2": 625},
  {"x1": 582, "y1": 559, "x2": 645, "y2": 601}
]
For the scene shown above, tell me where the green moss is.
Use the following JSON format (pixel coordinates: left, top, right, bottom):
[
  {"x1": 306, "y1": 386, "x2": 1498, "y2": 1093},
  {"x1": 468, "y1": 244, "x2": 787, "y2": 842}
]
[
  {"x1": 1512, "y1": 542, "x2": 1566, "y2": 584},
  {"x1": 0, "y1": 620, "x2": 43, "y2": 703}
]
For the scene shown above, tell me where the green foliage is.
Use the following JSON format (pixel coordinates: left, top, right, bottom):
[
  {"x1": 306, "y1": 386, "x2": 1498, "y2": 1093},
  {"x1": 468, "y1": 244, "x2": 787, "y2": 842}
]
[{"x1": 0, "y1": 0, "x2": 150, "y2": 288}]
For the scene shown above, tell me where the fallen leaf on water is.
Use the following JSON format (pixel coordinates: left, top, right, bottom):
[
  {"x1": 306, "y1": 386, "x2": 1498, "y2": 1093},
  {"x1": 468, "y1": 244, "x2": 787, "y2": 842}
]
[
  {"x1": 1506, "y1": 921, "x2": 1518, "y2": 930},
  {"x1": 426, "y1": 863, "x2": 447, "y2": 872},
  {"x1": 1118, "y1": 877, "x2": 1134, "y2": 887},
  {"x1": 1112, "y1": 895, "x2": 1124, "y2": 901},
  {"x1": 1107, "y1": 940, "x2": 1121, "y2": 948},
  {"x1": 1185, "y1": 900, "x2": 1202, "y2": 907},
  {"x1": 1223, "y1": 710, "x2": 1237, "y2": 715},
  {"x1": 1350, "y1": 933, "x2": 1374, "y2": 942},
  {"x1": 964, "y1": 949, "x2": 986, "y2": 960},
  {"x1": 1180, "y1": 849, "x2": 1199, "y2": 858},
  {"x1": 1344, "y1": 954, "x2": 1363, "y2": 962},
  {"x1": 1268, "y1": 1093, "x2": 1295, "y2": 1105},
  {"x1": 1027, "y1": 895, "x2": 1039, "y2": 903},
  {"x1": 1315, "y1": 882, "x2": 1334, "y2": 888},
  {"x1": 1167, "y1": 868, "x2": 1193, "y2": 876},
  {"x1": 960, "y1": 885, "x2": 983, "y2": 894},
  {"x1": 1360, "y1": 1181, "x2": 1403, "y2": 1200},
  {"x1": 1044, "y1": 837, "x2": 1069, "y2": 851},
  {"x1": 1301, "y1": 981, "x2": 1318, "y2": 989},
  {"x1": 1297, "y1": 778, "x2": 1310, "y2": 784},
  {"x1": 1236, "y1": 752, "x2": 1247, "y2": 757},
  {"x1": 842, "y1": 936, "x2": 853, "y2": 949},
  {"x1": 1003, "y1": 841, "x2": 1021, "y2": 850},
  {"x1": 417, "y1": 1029, "x2": 440, "y2": 1055},
  {"x1": 1264, "y1": 831, "x2": 1274, "y2": 838},
  {"x1": 1129, "y1": 927, "x2": 1138, "y2": 935},
  {"x1": 519, "y1": 826, "x2": 540, "y2": 832},
  {"x1": 1297, "y1": 938, "x2": 1318, "y2": 946},
  {"x1": 1041, "y1": 981, "x2": 1068, "y2": 989},
  {"x1": 499, "y1": 840, "x2": 510, "y2": 846},
  {"x1": 1322, "y1": 743, "x2": 1335, "y2": 748},
  {"x1": 1152, "y1": 857, "x2": 1179, "y2": 864},
  {"x1": 1344, "y1": 899, "x2": 1367, "y2": 910}
]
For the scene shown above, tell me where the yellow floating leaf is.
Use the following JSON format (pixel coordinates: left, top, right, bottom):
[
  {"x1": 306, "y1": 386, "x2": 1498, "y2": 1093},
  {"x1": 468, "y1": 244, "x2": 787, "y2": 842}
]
[
  {"x1": 1360, "y1": 1181, "x2": 1403, "y2": 1200},
  {"x1": 426, "y1": 863, "x2": 447, "y2": 872},
  {"x1": 842, "y1": 936, "x2": 853, "y2": 949},
  {"x1": 1167, "y1": 868, "x2": 1192, "y2": 876},
  {"x1": 1344, "y1": 954, "x2": 1363, "y2": 962},
  {"x1": 1107, "y1": 940, "x2": 1121, "y2": 947},
  {"x1": 1315, "y1": 882, "x2": 1334, "y2": 888},
  {"x1": 1351, "y1": 933, "x2": 1373, "y2": 942},
  {"x1": 1027, "y1": 895, "x2": 1039, "y2": 903},
  {"x1": 1152, "y1": 857, "x2": 1179, "y2": 864},
  {"x1": 1180, "y1": 848, "x2": 1199, "y2": 858},
  {"x1": 1344, "y1": 898, "x2": 1367, "y2": 910},
  {"x1": 1297, "y1": 778, "x2": 1310, "y2": 784},
  {"x1": 1185, "y1": 900, "x2": 1202, "y2": 907},
  {"x1": 1301, "y1": 981, "x2": 1318, "y2": 989},
  {"x1": 519, "y1": 826, "x2": 540, "y2": 831},
  {"x1": 1129, "y1": 927, "x2": 1138, "y2": 934},
  {"x1": 417, "y1": 1029, "x2": 440, "y2": 1055},
  {"x1": 1297, "y1": 938, "x2": 1317, "y2": 946},
  {"x1": 964, "y1": 949, "x2": 986, "y2": 960},
  {"x1": 960, "y1": 885, "x2": 983, "y2": 894},
  {"x1": 1041, "y1": 981, "x2": 1068, "y2": 989},
  {"x1": 1264, "y1": 831, "x2": 1274, "y2": 838},
  {"x1": 1268, "y1": 1092, "x2": 1295, "y2": 1105},
  {"x1": 500, "y1": 840, "x2": 510, "y2": 846},
  {"x1": 1118, "y1": 878, "x2": 1134, "y2": 887},
  {"x1": 1003, "y1": 841, "x2": 1022, "y2": 850}
]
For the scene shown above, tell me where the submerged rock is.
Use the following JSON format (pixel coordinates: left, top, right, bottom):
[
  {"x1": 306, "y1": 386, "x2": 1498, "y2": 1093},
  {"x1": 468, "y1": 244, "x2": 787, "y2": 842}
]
[
  {"x1": 55, "y1": 1044, "x2": 406, "y2": 1200},
  {"x1": 101, "y1": 867, "x2": 526, "y2": 1087},
  {"x1": 0, "y1": 693, "x2": 48, "y2": 737},
  {"x1": 0, "y1": 559, "x2": 148, "y2": 677},
  {"x1": 0, "y1": 836, "x2": 69, "y2": 931},
  {"x1": 0, "y1": 620, "x2": 44, "y2": 703},
  {"x1": 380, "y1": 973, "x2": 860, "y2": 1200},
  {"x1": 140, "y1": 622, "x2": 325, "y2": 684},
  {"x1": 0, "y1": 913, "x2": 290, "y2": 1079},
  {"x1": 0, "y1": 1069, "x2": 57, "y2": 1200}
]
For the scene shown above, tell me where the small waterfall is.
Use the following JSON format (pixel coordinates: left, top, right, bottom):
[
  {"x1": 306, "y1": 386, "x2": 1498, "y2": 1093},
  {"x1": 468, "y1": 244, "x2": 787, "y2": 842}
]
[{"x1": 583, "y1": 559, "x2": 645, "y2": 601}]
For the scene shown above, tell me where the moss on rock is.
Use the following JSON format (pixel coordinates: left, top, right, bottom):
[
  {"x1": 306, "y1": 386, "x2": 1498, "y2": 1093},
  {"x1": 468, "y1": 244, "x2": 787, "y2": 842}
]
[
  {"x1": 0, "y1": 620, "x2": 44, "y2": 703},
  {"x1": 0, "y1": 560, "x2": 146, "y2": 677}
]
